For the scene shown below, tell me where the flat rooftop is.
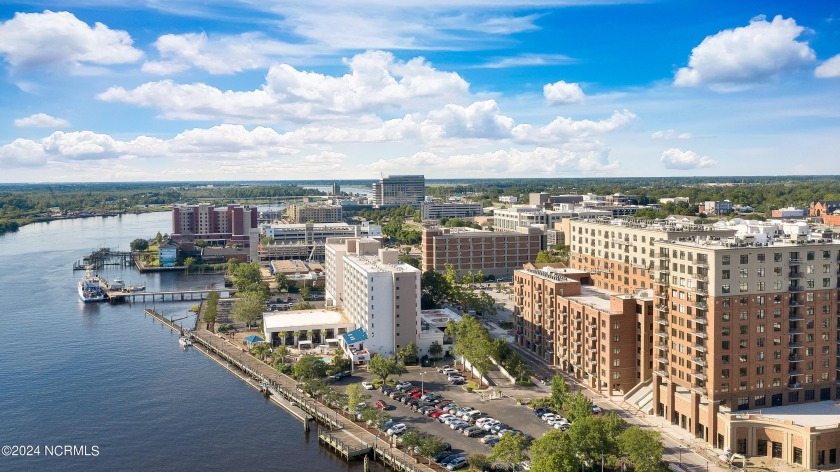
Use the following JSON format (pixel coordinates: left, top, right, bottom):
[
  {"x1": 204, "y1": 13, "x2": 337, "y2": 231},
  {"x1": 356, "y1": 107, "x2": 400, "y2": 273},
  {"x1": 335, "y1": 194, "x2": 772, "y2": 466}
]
[
  {"x1": 735, "y1": 401, "x2": 840, "y2": 428},
  {"x1": 263, "y1": 310, "x2": 350, "y2": 330},
  {"x1": 420, "y1": 308, "x2": 462, "y2": 327}
]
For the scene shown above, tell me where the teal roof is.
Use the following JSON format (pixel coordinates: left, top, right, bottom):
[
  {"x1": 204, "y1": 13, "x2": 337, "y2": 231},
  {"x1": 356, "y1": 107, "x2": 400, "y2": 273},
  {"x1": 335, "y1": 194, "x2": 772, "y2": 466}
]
[{"x1": 342, "y1": 327, "x2": 368, "y2": 344}]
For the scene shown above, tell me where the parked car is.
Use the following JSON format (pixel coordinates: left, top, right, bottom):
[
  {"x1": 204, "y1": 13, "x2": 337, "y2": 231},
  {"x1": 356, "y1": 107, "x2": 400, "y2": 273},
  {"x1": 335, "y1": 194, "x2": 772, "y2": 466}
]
[
  {"x1": 480, "y1": 434, "x2": 499, "y2": 444},
  {"x1": 448, "y1": 375, "x2": 466, "y2": 383},
  {"x1": 451, "y1": 379, "x2": 465, "y2": 385},
  {"x1": 438, "y1": 414, "x2": 455, "y2": 424},
  {"x1": 433, "y1": 451, "x2": 453, "y2": 463},
  {"x1": 436, "y1": 365, "x2": 453, "y2": 373},
  {"x1": 446, "y1": 456, "x2": 468, "y2": 470},
  {"x1": 442, "y1": 368, "x2": 459, "y2": 376},
  {"x1": 441, "y1": 454, "x2": 462, "y2": 466},
  {"x1": 476, "y1": 417, "x2": 496, "y2": 427},
  {"x1": 463, "y1": 410, "x2": 482, "y2": 420},
  {"x1": 463, "y1": 426, "x2": 484, "y2": 437},
  {"x1": 435, "y1": 400, "x2": 452, "y2": 408},
  {"x1": 533, "y1": 407, "x2": 550, "y2": 417},
  {"x1": 591, "y1": 405, "x2": 603, "y2": 414},
  {"x1": 430, "y1": 410, "x2": 445, "y2": 419},
  {"x1": 396, "y1": 381, "x2": 412, "y2": 390},
  {"x1": 421, "y1": 392, "x2": 440, "y2": 401},
  {"x1": 361, "y1": 381, "x2": 374, "y2": 390},
  {"x1": 376, "y1": 400, "x2": 390, "y2": 410},
  {"x1": 333, "y1": 371, "x2": 351, "y2": 381},
  {"x1": 386, "y1": 423, "x2": 406, "y2": 436}
]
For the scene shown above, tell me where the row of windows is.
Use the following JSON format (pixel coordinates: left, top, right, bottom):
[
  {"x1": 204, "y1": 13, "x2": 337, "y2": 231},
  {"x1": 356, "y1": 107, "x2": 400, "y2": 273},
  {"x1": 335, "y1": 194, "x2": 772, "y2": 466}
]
[{"x1": 722, "y1": 250, "x2": 835, "y2": 265}]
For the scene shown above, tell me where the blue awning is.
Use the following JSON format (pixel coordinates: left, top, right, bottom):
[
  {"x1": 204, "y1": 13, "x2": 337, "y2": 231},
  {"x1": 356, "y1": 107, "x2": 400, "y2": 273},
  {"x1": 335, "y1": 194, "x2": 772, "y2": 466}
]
[
  {"x1": 342, "y1": 327, "x2": 368, "y2": 344},
  {"x1": 244, "y1": 335, "x2": 264, "y2": 343}
]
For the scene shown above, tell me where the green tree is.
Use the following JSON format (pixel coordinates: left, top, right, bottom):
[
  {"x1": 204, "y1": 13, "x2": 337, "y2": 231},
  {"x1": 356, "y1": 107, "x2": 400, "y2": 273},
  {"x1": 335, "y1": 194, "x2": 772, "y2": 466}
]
[
  {"x1": 300, "y1": 285, "x2": 311, "y2": 301},
  {"x1": 226, "y1": 258, "x2": 239, "y2": 276},
  {"x1": 475, "y1": 270, "x2": 485, "y2": 284},
  {"x1": 489, "y1": 432, "x2": 529, "y2": 469},
  {"x1": 534, "y1": 250, "x2": 561, "y2": 264},
  {"x1": 273, "y1": 345, "x2": 289, "y2": 363},
  {"x1": 154, "y1": 231, "x2": 163, "y2": 243},
  {"x1": 250, "y1": 342, "x2": 270, "y2": 360},
  {"x1": 399, "y1": 430, "x2": 424, "y2": 450},
  {"x1": 368, "y1": 353, "x2": 405, "y2": 383},
  {"x1": 302, "y1": 378, "x2": 330, "y2": 399},
  {"x1": 550, "y1": 374, "x2": 570, "y2": 411},
  {"x1": 467, "y1": 453, "x2": 490, "y2": 471},
  {"x1": 421, "y1": 270, "x2": 451, "y2": 309},
  {"x1": 397, "y1": 341, "x2": 419, "y2": 364},
  {"x1": 231, "y1": 292, "x2": 264, "y2": 328},
  {"x1": 202, "y1": 291, "x2": 219, "y2": 330},
  {"x1": 233, "y1": 262, "x2": 264, "y2": 294},
  {"x1": 345, "y1": 383, "x2": 370, "y2": 414},
  {"x1": 618, "y1": 427, "x2": 665, "y2": 472},
  {"x1": 530, "y1": 429, "x2": 577, "y2": 472},
  {"x1": 275, "y1": 273, "x2": 290, "y2": 292},
  {"x1": 183, "y1": 256, "x2": 195, "y2": 274},
  {"x1": 291, "y1": 301, "x2": 315, "y2": 310},
  {"x1": 292, "y1": 354, "x2": 327, "y2": 380},
  {"x1": 428, "y1": 341, "x2": 443, "y2": 361},
  {"x1": 360, "y1": 407, "x2": 390, "y2": 434},
  {"x1": 398, "y1": 253, "x2": 421, "y2": 268},
  {"x1": 446, "y1": 314, "x2": 493, "y2": 386},
  {"x1": 130, "y1": 238, "x2": 149, "y2": 251},
  {"x1": 417, "y1": 435, "x2": 447, "y2": 465},
  {"x1": 330, "y1": 352, "x2": 351, "y2": 374},
  {"x1": 565, "y1": 392, "x2": 594, "y2": 423}
]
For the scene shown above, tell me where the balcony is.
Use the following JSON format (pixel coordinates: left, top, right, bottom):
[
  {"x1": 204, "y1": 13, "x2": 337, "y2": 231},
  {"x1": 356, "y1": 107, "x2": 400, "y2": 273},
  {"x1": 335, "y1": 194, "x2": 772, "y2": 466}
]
[
  {"x1": 788, "y1": 355, "x2": 803, "y2": 362},
  {"x1": 788, "y1": 272, "x2": 803, "y2": 279},
  {"x1": 787, "y1": 382, "x2": 803, "y2": 390},
  {"x1": 654, "y1": 370, "x2": 670, "y2": 378},
  {"x1": 788, "y1": 286, "x2": 803, "y2": 292},
  {"x1": 693, "y1": 344, "x2": 707, "y2": 353},
  {"x1": 788, "y1": 312, "x2": 804, "y2": 321},
  {"x1": 656, "y1": 278, "x2": 670, "y2": 286},
  {"x1": 692, "y1": 371, "x2": 707, "y2": 381},
  {"x1": 656, "y1": 305, "x2": 669, "y2": 312},
  {"x1": 789, "y1": 342, "x2": 803, "y2": 349},
  {"x1": 656, "y1": 317, "x2": 669, "y2": 326},
  {"x1": 695, "y1": 273, "x2": 708, "y2": 281},
  {"x1": 788, "y1": 258, "x2": 802, "y2": 265},
  {"x1": 655, "y1": 343, "x2": 668, "y2": 351},
  {"x1": 693, "y1": 286, "x2": 708, "y2": 296},
  {"x1": 693, "y1": 357, "x2": 707, "y2": 367},
  {"x1": 693, "y1": 330, "x2": 708, "y2": 339},
  {"x1": 656, "y1": 331, "x2": 669, "y2": 340},
  {"x1": 788, "y1": 299, "x2": 804, "y2": 307},
  {"x1": 692, "y1": 385, "x2": 708, "y2": 395},
  {"x1": 693, "y1": 315, "x2": 707, "y2": 324},
  {"x1": 657, "y1": 357, "x2": 669, "y2": 365},
  {"x1": 788, "y1": 370, "x2": 803, "y2": 376},
  {"x1": 696, "y1": 260, "x2": 709, "y2": 268},
  {"x1": 694, "y1": 301, "x2": 708, "y2": 311}
]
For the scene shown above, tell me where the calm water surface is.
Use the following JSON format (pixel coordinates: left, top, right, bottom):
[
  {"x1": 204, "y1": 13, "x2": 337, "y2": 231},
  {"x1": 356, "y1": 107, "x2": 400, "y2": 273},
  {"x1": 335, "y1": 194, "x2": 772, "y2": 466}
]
[{"x1": 0, "y1": 212, "x2": 375, "y2": 471}]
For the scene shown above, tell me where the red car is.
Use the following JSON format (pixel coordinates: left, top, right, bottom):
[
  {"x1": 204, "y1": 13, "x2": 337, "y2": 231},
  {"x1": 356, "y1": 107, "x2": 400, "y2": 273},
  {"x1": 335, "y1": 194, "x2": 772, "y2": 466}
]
[
  {"x1": 431, "y1": 410, "x2": 445, "y2": 418},
  {"x1": 406, "y1": 387, "x2": 420, "y2": 394},
  {"x1": 376, "y1": 400, "x2": 390, "y2": 410}
]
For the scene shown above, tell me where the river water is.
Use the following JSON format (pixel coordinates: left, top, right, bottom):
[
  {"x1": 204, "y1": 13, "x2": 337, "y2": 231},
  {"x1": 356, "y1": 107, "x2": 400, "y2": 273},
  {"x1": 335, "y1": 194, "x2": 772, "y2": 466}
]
[{"x1": 0, "y1": 212, "x2": 373, "y2": 471}]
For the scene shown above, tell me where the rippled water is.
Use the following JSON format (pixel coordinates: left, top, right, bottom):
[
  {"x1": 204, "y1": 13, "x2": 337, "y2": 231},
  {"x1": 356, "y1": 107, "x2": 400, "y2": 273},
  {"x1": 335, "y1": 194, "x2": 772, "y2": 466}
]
[{"x1": 0, "y1": 213, "x2": 372, "y2": 471}]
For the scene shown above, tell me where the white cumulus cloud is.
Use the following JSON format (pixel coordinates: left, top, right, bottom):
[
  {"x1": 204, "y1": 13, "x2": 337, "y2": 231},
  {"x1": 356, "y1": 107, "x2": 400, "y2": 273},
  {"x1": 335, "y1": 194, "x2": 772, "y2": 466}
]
[
  {"x1": 543, "y1": 80, "x2": 585, "y2": 104},
  {"x1": 101, "y1": 50, "x2": 470, "y2": 123},
  {"x1": 815, "y1": 54, "x2": 840, "y2": 79},
  {"x1": 674, "y1": 15, "x2": 815, "y2": 90},
  {"x1": 369, "y1": 143, "x2": 619, "y2": 177},
  {"x1": 660, "y1": 148, "x2": 717, "y2": 169},
  {"x1": 0, "y1": 10, "x2": 143, "y2": 74},
  {"x1": 651, "y1": 129, "x2": 692, "y2": 140},
  {"x1": 14, "y1": 113, "x2": 70, "y2": 128},
  {"x1": 142, "y1": 32, "x2": 325, "y2": 75}
]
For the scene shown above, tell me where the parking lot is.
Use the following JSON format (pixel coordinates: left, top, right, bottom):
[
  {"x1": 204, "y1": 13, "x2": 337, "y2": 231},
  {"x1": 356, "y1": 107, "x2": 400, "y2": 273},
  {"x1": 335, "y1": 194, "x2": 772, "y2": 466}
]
[{"x1": 332, "y1": 364, "x2": 554, "y2": 459}]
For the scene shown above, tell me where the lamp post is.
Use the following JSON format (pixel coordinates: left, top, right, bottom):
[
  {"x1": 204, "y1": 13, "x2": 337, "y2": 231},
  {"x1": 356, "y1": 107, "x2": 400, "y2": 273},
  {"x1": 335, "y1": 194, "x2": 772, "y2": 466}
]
[{"x1": 419, "y1": 371, "x2": 427, "y2": 394}]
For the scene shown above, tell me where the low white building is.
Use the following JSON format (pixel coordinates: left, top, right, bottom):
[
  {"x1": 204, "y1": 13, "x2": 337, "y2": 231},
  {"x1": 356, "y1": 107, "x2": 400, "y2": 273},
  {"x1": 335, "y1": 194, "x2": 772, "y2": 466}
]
[
  {"x1": 262, "y1": 309, "x2": 354, "y2": 349},
  {"x1": 416, "y1": 308, "x2": 461, "y2": 358}
]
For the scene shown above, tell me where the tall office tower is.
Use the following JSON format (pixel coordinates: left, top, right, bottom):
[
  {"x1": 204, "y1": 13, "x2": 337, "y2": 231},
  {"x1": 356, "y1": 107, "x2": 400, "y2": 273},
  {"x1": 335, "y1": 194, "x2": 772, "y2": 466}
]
[{"x1": 371, "y1": 175, "x2": 425, "y2": 208}]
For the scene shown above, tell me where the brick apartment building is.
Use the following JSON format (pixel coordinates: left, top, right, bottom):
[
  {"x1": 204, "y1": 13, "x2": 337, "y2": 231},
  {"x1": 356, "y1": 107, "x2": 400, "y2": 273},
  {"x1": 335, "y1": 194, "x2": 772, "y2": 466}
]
[
  {"x1": 422, "y1": 227, "x2": 541, "y2": 278},
  {"x1": 514, "y1": 217, "x2": 840, "y2": 469},
  {"x1": 171, "y1": 203, "x2": 258, "y2": 250},
  {"x1": 287, "y1": 203, "x2": 343, "y2": 223}
]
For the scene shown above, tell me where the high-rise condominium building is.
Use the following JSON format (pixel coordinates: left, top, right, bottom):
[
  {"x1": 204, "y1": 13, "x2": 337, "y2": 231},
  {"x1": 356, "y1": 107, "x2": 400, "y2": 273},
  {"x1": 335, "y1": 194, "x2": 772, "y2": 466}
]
[
  {"x1": 515, "y1": 217, "x2": 840, "y2": 469},
  {"x1": 371, "y1": 175, "x2": 425, "y2": 208},
  {"x1": 423, "y1": 227, "x2": 541, "y2": 278},
  {"x1": 171, "y1": 203, "x2": 258, "y2": 246},
  {"x1": 325, "y1": 237, "x2": 421, "y2": 356}
]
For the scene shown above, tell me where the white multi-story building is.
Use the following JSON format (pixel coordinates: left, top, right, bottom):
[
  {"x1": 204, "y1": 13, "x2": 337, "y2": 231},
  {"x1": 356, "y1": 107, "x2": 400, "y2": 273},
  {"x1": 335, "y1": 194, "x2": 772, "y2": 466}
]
[
  {"x1": 492, "y1": 205, "x2": 566, "y2": 232},
  {"x1": 421, "y1": 202, "x2": 482, "y2": 220},
  {"x1": 371, "y1": 174, "x2": 425, "y2": 208},
  {"x1": 325, "y1": 237, "x2": 421, "y2": 357}
]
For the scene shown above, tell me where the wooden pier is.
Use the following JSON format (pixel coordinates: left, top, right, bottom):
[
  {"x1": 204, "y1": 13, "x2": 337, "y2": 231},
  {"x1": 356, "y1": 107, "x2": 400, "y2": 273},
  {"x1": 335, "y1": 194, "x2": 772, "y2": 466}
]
[
  {"x1": 109, "y1": 289, "x2": 235, "y2": 304},
  {"x1": 74, "y1": 248, "x2": 134, "y2": 270},
  {"x1": 141, "y1": 307, "x2": 432, "y2": 472}
]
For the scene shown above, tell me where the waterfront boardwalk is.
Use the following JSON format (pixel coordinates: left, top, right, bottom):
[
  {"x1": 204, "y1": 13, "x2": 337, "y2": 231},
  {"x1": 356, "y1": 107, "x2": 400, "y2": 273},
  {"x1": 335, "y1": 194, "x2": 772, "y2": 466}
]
[{"x1": 188, "y1": 323, "x2": 435, "y2": 472}]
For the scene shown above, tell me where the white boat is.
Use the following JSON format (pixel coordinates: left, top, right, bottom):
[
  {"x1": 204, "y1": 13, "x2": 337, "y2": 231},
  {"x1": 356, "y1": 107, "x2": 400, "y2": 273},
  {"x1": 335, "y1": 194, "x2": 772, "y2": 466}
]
[
  {"x1": 179, "y1": 336, "x2": 193, "y2": 349},
  {"x1": 125, "y1": 283, "x2": 146, "y2": 292},
  {"x1": 109, "y1": 277, "x2": 125, "y2": 291},
  {"x1": 78, "y1": 268, "x2": 106, "y2": 302}
]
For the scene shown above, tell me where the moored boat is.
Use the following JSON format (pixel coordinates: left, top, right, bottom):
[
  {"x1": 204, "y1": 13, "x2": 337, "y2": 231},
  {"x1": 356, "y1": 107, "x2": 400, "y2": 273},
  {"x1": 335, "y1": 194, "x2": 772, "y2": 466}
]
[
  {"x1": 78, "y1": 268, "x2": 106, "y2": 302},
  {"x1": 109, "y1": 277, "x2": 125, "y2": 291}
]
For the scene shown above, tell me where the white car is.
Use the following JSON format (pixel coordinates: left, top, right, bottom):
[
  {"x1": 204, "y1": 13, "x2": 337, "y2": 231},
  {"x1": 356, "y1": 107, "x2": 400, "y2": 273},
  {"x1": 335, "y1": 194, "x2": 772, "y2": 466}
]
[
  {"x1": 444, "y1": 416, "x2": 462, "y2": 426},
  {"x1": 463, "y1": 410, "x2": 482, "y2": 419},
  {"x1": 437, "y1": 414, "x2": 455, "y2": 423},
  {"x1": 396, "y1": 381, "x2": 412, "y2": 390},
  {"x1": 541, "y1": 413, "x2": 557, "y2": 422},
  {"x1": 361, "y1": 381, "x2": 374, "y2": 390},
  {"x1": 476, "y1": 417, "x2": 496, "y2": 427},
  {"x1": 386, "y1": 423, "x2": 407, "y2": 436},
  {"x1": 442, "y1": 369, "x2": 459, "y2": 376},
  {"x1": 450, "y1": 420, "x2": 468, "y2": 430}
]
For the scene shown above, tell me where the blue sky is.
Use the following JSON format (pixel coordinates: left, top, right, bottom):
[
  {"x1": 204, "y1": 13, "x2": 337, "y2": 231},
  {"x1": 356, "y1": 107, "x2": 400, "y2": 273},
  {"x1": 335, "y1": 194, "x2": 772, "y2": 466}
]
[{"x1": 0, "y1": 0, "x2": 838, "y2": 182}]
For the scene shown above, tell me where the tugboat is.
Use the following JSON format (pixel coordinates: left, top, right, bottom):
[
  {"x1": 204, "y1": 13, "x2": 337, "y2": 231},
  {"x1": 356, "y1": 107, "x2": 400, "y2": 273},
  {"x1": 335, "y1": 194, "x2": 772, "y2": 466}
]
[{"x1": 78, "y1": 268, "x2": 106, "y2": 302}]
